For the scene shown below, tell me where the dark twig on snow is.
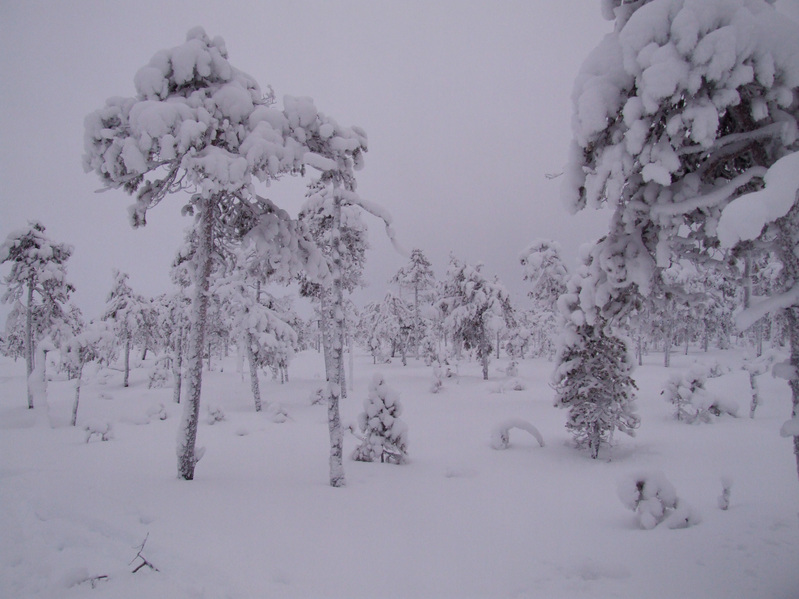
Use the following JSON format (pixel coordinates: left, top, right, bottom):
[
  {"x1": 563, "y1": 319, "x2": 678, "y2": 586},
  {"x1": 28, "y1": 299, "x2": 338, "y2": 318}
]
[{"x1": 130, "y1": 532, "x2": 159, "y2": 573}]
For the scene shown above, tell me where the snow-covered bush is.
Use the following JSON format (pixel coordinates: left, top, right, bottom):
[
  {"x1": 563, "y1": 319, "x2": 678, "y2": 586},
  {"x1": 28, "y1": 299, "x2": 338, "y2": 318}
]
[
  {"x1": 662, "y1": 365, "x2": 739, "y2": 423},
  {"x1": 148, "y1": 356, "x2": 171, "y2": 389},
  {"x1": 718, "y1": 476, "x2": 733, "y2": 511},
  {"x1": 430, "y1": 366, "x2": 444, "y2": 394},
  {"x1": 206, "y1": 405, "x2": 226, "y2": 425},
  {"x1": 84, "y1": 421, "x2": 113, "y2": 443},
  {"x1": 490, "y1": 418, "x2": 545, "y2": 450},
  {"x1": 352, "y1": 374, "x2": 408, "y2": 464},
  {"x1": 146, "y1": 403, "x2": 168, "y2": 421},
  {"x1": 309, "y1": 386, "x2": 325, "y2": 405},
  {"x1": 617, "y1": 471, "x2": 679, "y2": 530}
]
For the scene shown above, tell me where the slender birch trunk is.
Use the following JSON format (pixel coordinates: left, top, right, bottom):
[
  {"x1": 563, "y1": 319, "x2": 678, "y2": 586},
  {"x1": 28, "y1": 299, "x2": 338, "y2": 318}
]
[{"x1": 177, "y1": 199, "x2": 214, "y2": 481}]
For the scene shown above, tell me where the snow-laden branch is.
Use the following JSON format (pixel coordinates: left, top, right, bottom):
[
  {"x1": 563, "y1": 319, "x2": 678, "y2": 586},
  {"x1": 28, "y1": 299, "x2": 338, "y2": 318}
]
[
  {"x1": 735, "y1": 283, "x2": 799, "y2": 332},
  {"x1": 718, "y1": 152, "x2": 799, "y2": 247},
  {"x1": 651, "y1": 167, "x2": 767, "y2": 218}
]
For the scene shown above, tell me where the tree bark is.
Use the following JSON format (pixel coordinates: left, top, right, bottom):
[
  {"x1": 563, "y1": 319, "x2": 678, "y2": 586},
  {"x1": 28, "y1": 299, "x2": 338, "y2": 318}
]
[
  {"x1": 123, "y1": 333, "x2": 130, "y2": 388},
  {"x1": 246, "y1": 332, "x2": 262, "y2": 412},
  {"x1": 177, "y1": 198, "x2": 214, "y2": 481},
  {"x1": 71, "y1": 361, "x2": 85, "y2": 426},
  {"x1": 25, "y1": 279, "x2": 34, "y2": 409},
  {"x1": 172, "y1": 327, "x2": 183, "y2": 404},
  {"x1": 323, "y1": 194, "x2": 346, "y2": 487}
]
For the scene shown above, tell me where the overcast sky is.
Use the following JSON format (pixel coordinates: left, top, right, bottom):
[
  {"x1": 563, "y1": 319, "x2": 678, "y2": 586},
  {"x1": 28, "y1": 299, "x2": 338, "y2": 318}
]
[{"x1": 2, "y1": 1, "x2": 798, "y2": 320}]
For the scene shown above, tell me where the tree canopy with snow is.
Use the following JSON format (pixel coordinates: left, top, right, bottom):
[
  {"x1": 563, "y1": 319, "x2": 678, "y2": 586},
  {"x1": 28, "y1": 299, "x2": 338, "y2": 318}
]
[
  {"x1": 1, "y1": 221, "x2": 75, "y2": 409},
  {"x1": 83, "y1": 27, "x2": 368, "y2": 481}
]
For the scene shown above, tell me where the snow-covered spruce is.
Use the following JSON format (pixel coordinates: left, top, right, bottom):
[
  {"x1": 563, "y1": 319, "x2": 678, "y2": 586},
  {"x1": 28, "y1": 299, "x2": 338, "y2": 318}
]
[
  {"x1": 352, "y1": 374, "x2": 408, "y2": 464},
  {"x1": 490, "y1": 418, "x2": 545, "y2": 450},
  {"x1": 718, "y1": 476, "x2": 733, "y2": 511},
  {"x1": 552, "y1": 322, "x2": 639, "y2": 459}
]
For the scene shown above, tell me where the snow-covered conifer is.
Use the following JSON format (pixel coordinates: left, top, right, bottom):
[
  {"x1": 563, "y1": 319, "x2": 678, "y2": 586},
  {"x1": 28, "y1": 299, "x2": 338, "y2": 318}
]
[
  {"x1": 520, "y1": 240, "x2": 568, "y2": 358},
  {"x1": 391, "y1": 249, "x2": 436, "y2": 359},
  {"x1": 102, "y1": 271, "x2": 152, "y2": 388},
  {"x1": 437, "y1": 255, "x2": 516, "y2": 380},
  {"x1": 617, "y1": 471, "x2": 679, "y2": 530},
  {"x1": 352, "y1": 374, "x2": 408, "y2": 464},
  {"x1": 562, "y1": 1, "x2": 799, "y2": 474},
  {"x1": 1, "y1": 221, "x2": 75, "y2": 409}
]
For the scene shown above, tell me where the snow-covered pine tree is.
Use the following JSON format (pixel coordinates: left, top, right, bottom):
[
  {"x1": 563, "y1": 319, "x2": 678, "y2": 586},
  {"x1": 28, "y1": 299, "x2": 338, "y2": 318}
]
[
  {"x1": 390, "y1": 249, "x2": 436, "y2": 359},
  {"x1": 553, "y1": 319, "x2": 640, "y2": 459},
  {"x1": 352, "y1": 373, "x2": 408, "y2": 464},
  {"x1": 61, "y1": 320, "x2": 114, "y2": 426},
  {"x1": 102, "y1": 270, "x2": 152, "y2": 388},
  {"x1": 519, "y1": 239, "x2": 568, "y2": 358},
  {"x1": 84, "y1": 27, "x2": 364, "y2": 480},
  {"x1": 437, "y1": 255, "x2": 516, "y2": 380},
  {"x1": 560, "y1": 1, "x2": 799, "y2": 468},
  {"x1": 1, "y1": 221, "x2": 75, "y2": 409}
]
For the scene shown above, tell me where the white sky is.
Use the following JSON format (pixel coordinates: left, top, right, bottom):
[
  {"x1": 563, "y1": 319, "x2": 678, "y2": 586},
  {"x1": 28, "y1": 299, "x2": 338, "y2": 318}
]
[{"x1": 2, "y1": 1, "x2": 797, "y2": 320}]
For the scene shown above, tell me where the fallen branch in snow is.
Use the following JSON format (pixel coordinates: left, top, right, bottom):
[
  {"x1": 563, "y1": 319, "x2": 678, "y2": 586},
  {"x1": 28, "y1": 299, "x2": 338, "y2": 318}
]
[
  {"x1": 130, "y1": 533, "x2": 159, "y2": 574},
  {"x1": 491, "y1": 418, "x2": 545, "y2": 450}
]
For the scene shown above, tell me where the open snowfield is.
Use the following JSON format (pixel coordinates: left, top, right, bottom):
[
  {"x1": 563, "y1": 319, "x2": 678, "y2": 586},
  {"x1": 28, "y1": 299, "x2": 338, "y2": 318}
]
[{"x1": 1, "y1": 348, "x2": 798, "y2": 599}]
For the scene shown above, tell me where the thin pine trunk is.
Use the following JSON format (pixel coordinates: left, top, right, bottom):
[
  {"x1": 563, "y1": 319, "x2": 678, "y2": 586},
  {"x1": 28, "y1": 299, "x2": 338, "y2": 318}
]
[
  {"x1": 247, "y1": 332, "x2": 262, "y2": 412},
  {"x1": 172, "y1": 327, "x2": 183, "y2": 404},
  {"x1": 324, "y1": 194, "x2": 346, "y2": 488},
  {"x1": 177, "y1": 199, "x2": 214, "y2": 481},
  {"x1": 123, "y1": 333, "x2": 130, "y2": 388},
  {"x1": 71, "y1": 361, "x2": 85, "y2": 426},
  {"x1": 25, "y1": 280, "x2": 34, "y2": 409}
]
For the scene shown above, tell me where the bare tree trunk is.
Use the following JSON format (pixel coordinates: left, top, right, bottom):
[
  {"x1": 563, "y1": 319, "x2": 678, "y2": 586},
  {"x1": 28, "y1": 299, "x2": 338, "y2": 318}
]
[
  {"x1": 637, "y1": 334, "x2": 643, "y2": 367},
  {"x1": 323, "y1": 194, "x2": 346, "y2": 488},
  {"x1": 123, "y1": 333, "x2": 130, "y2": 388},
  {"x1": 172, "y1": 327, "x2": 183, "y2": 404},
  {"x1": 25, "y1": 280, "x2": 35, "y2": 409},
  {"x1": 71, "y1": 361, "x2": 85, "y2": 426},
  {"x1": 246, "y1": 332, "x2": 262, "y2": 412},
  {"x1": 177, "y1": 199, "x2": 214, "y2": 481}
]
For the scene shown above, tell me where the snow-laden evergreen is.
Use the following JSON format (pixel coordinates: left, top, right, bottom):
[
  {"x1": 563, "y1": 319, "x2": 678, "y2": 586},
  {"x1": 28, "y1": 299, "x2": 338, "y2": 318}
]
[
  {"x1": 437, "y1": 255, "x2": 516, "y2": 380},
  {"x1": 1, "y1": 221, "x2": 76, "y2": 409},
  {"x1": 352, "y1": 373, "x2": 408, "y2": 464}
]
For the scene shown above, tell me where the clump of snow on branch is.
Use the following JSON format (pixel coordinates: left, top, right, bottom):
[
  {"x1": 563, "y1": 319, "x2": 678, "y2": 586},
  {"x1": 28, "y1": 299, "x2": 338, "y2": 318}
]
[{"x1": 352, "y1": 373, "x2": 408, "y2": 464}]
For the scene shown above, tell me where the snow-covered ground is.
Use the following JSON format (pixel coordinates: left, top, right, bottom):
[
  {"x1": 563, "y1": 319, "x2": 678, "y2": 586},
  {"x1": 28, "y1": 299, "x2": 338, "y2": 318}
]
[{"x1": 1, "y1": 348, "x2": 798, "y2": 599}]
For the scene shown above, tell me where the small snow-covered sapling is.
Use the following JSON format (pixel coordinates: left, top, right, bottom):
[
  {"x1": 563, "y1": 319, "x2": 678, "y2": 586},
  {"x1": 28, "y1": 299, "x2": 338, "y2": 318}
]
[
  {"x1": 352, "y1": 374, "x2": 408, "y2": 464},
  {"x1": 84, "y1": 421, "x2": 113, "y2": 443},
  {"x1": 206, "y1": 405, "x2": 226, "y2": 425}
]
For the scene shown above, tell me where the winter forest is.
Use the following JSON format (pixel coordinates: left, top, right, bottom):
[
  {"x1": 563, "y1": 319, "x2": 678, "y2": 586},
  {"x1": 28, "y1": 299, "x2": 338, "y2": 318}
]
[{"x1": 2, "y1": 1, "x2": 799, "y2": 597}]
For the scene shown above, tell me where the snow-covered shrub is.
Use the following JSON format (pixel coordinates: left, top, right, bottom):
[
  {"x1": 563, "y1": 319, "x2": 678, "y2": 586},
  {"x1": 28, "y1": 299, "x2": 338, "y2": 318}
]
[
  {"x1": 148, "y1": 357, "x2": 171, "y2": 389},
  {"x1": 146, "y1": 403, "x2": 168, "y2": 421},
  {"x1": 664, "y1": 502, "x2": 702, "y2": 530},
  {"x1": 268, "y1": 403, "x2": 289, "y2": 424},
  {"x1": 662, "y1": 365, "x2": 739, "y2": 423},
  {"x1": 617, "y1": 471, "x2": 679, "y2": 530},
  {"x1": 352, "y1": 374, "x2": 408, "y2": 464},
  {"x1": 490, "y1": 418, "x2": 545, "y2": 450},
  {"x1": 84, "y1": 420, "x2": 113, "y2": 443},
  {"x1": 718, "y1": 476, "x2": 733, "y2": 511},
  {"x1": 430, "y1": 366, "x2": 444, "y2": 394},
  {"x1": 206, "y1": 405, "x2": 226, "y2": 425},
  {"x1": 505, "y1": 361, "x2": 519, "y2": 378}
]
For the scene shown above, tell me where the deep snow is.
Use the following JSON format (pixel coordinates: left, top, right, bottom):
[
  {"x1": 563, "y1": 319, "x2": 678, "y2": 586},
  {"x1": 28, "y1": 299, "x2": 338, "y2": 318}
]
[{"x1": 1, "y1": 347, "x2": 798, "y2": 598}]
